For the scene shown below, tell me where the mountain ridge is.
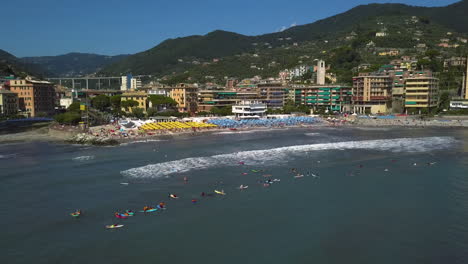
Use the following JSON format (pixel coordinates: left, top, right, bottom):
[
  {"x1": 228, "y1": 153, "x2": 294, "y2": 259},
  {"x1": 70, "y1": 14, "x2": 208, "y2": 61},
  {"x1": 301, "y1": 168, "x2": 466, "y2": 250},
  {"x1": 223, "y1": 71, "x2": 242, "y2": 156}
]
[{"x1": 100, "y1": 0, "x2": 468, "y2": 77}]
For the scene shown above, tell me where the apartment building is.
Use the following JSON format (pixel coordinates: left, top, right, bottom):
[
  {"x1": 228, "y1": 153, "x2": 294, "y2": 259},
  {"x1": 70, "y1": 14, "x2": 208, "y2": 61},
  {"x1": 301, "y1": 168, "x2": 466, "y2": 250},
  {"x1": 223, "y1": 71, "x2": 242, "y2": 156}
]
[
  {"x1": 4, "y1": 79, "x2": 55, "y2": 117},
  {"x1": 352, "y1": 75, "x2": 392, "y2": 114},
  {"x1": 293, "y1": 85, "x2": 352, "y2": 112},
  {"x1": 405, "y1": 77, "x2": 439, "y2": 110},
  {"x1": 168, "y1": 84, "x2": 198, "y2": 114}
]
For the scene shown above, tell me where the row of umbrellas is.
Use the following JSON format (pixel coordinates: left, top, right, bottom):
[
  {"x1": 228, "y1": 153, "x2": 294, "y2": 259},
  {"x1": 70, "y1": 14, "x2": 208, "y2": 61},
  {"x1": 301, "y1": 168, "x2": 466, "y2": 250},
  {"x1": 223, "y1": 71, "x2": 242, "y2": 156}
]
[{"x1": 207, "y1": 117, "x2": 320, "y2": 128}]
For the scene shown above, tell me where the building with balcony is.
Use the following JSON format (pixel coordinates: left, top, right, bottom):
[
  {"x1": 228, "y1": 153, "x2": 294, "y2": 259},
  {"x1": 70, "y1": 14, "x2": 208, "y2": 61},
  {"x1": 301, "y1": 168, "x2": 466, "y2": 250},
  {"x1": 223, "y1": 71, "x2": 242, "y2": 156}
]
[
  {"x1": 352, "y1": 76, "x2": 392, "y2": 114},
  {"x1": 232, "y1": 100, "x2": 267, "y2": 119},
  {"x1": 293, "y1": 85, "x2": 352, "y2": 112},
  {"x1": 404, "y1": 77, "x2": 439, "y2": 110},
  {"x1": 198, "y1": 90, "x2": 238, "y2": 112},
  {"x1": 4, "y1": 79, "x2": 55, "y2": 117},
  {"x1": 257, "y1": 82, "x2": 286, "y2": 109}
]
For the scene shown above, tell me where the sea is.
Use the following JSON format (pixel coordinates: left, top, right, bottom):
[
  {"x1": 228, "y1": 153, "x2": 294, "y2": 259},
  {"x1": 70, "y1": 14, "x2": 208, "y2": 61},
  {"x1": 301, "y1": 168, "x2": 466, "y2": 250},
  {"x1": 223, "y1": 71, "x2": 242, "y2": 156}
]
[{"x1": 1, "y1": 126, "x2": 468, "y2": 264}]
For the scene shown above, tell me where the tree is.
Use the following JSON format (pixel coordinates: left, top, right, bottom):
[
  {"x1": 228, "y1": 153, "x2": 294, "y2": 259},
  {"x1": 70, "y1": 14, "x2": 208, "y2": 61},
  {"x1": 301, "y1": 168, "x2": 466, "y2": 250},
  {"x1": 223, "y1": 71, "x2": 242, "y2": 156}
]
[
  {"x1": 110, "y1": 95, "x2": 121, "y2": 110},
  {"x1": 91, "y1": 95, "x2": 110, "y2": 111},
  {"x1": 148, "y1": 95, "x2": 177, "y2": 111},
  {"x1": 211, "y1": 106, "x2": 232, "y2": 116},
  {"x1": 146, "y1": 107, "x2": 158, "y2": 117},
  {"x1": 438, "y1": 91, "x2": 450, "y2": 112},
  {"x1": 131, "y1": 107, "x2": 145, "y2": 119},
  {"x1": 54, "y1": 112, "x2": 81, "y2": 125},
  {"x1": 68, "y1": 102, "x2": 81, "y2": 112},
  {"x1": 121, "y1": 100, "x2": 139, "y2": 111}
]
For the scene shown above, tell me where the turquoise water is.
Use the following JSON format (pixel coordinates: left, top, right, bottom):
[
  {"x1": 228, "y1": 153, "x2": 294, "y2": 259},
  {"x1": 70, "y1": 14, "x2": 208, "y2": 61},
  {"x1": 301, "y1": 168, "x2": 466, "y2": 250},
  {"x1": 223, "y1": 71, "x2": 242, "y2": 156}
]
[{"x1": 1, "y1": 127, "x2": 468, "y2": 264}]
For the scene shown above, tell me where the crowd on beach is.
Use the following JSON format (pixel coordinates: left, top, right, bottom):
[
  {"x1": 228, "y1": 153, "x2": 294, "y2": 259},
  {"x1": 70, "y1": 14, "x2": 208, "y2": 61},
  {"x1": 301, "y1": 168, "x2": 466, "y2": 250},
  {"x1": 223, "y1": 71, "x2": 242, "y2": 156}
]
[
  {"x1": 48, "y1": 114, "x2": 468, "y2": 145},
  {"x1": 84, "y1": 116, "x2": 323, "y2": 142}
]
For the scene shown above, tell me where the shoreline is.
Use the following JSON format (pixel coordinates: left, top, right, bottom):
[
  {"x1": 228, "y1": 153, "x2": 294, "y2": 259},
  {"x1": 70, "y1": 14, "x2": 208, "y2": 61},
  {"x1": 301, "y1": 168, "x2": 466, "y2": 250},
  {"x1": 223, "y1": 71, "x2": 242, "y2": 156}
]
[{"x1": 1, "y1": 117, "x2": 468, "y2": 146}]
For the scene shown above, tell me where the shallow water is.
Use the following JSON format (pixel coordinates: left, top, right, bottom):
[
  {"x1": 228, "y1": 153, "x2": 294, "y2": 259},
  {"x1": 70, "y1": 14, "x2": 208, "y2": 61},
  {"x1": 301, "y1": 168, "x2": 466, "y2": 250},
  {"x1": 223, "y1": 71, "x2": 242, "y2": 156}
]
[{"x1": 1, "y1": 127, "x2": 468, "y2": 264}]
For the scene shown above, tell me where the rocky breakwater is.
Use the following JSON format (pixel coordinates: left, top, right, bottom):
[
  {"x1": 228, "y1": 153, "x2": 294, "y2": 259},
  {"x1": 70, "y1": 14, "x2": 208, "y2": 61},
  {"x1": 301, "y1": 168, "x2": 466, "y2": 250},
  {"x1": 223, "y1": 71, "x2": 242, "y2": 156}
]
[{"x1": 67, "y1": 133, "x2": 119, "y2": 146}]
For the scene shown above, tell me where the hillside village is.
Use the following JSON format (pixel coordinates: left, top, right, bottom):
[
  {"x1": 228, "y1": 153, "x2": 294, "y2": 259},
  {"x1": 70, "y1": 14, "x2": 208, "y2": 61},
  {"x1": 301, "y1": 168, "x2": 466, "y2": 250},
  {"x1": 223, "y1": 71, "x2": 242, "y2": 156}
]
[{"x1": 2, "y1": 7, "x2": 468, "y2": 122}]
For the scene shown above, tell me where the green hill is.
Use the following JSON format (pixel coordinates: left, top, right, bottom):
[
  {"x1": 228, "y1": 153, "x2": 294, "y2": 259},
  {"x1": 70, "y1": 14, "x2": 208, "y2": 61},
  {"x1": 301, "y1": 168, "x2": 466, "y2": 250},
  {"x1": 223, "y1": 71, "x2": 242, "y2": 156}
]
[
  {"x1": 99, "y1": 0, "x2": 468, "y2": 80},
  {"x1": 0, "y1": 49, "x2": 46, "y2": 78},
  {"x1": 21, "y1": 53, "x2": 129, "y2": 77}
]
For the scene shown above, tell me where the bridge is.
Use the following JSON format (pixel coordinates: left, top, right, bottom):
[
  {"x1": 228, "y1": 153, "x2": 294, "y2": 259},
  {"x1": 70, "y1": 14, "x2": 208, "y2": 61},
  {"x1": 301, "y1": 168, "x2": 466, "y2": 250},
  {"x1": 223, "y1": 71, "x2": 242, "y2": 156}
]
[
  {"x1": 46, "y1": 75, "x2": 153, "y2": 90},
  {"x1": 46, "y1": 76, "x2": 122, "y2": 90}
]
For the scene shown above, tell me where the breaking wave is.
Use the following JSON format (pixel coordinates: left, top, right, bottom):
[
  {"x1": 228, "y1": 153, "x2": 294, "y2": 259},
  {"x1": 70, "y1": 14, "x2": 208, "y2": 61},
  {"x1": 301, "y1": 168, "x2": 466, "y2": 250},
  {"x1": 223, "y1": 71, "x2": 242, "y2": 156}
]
[
  {"x1": 72, "y1": 155, "x2": 95, "y2": 161},
  {"x1": 0, "y1": 153, "x2": 17, "y2": 159},
  {"x1": 214, "y1": 128, "x2": 287, "y2": 135},
  {"x1": 353, "y1": 127, "x2": 392, "y2": 131},
  {"x1": 305, "y1": 133, "x2": 320, "y2": 136},
  {"x1": 120, "y1": 139, "x2": 165, "y2": 145},
  {"x1": 121, "y1": 137, "x2": 456, "y2": 179}
]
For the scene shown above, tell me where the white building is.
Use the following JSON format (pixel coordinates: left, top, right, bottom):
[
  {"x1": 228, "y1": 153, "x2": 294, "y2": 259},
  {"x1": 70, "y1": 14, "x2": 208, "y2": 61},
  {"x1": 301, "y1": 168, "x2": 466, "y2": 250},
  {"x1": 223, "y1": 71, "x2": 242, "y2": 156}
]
[
  {"x1": 120, "y1": 74, "x2": 142, "y2": 91},
  {"x1": 232, "y1": 100, "x2": 267, "y2": 119},
  {"x1": 450, "y1": 100, "x2": 468, "y2": 109},
  {"x1": 59, "y1": 98, "x2": 73, "y2": 109}
]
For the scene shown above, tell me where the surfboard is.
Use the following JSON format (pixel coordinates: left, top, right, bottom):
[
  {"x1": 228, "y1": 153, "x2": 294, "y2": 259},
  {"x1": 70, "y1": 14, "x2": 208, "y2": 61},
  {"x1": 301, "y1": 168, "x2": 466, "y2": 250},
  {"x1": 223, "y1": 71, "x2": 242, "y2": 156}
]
[
  {"x1": 106, "y1": 224, "x2": 124, "y2": 229},
  {"x1": 139, "y1": 208, "x2": 157, "y2": 213}
]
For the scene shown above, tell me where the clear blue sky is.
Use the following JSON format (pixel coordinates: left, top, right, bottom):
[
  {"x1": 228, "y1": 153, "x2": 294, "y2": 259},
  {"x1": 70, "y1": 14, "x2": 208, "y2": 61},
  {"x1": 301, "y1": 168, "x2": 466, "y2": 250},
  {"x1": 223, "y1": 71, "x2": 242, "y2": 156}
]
[{"x1": 1, "y1": 0, "x2": 460, "y2": 57}]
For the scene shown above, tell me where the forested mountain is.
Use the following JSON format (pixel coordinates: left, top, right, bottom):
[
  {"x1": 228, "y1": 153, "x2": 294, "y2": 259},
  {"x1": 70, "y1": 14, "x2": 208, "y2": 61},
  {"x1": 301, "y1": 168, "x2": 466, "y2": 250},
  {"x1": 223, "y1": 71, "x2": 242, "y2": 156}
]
[
  {"x1": 21, "y1": 53, "x2": 129, "y2": 77},
  {"x1": 99, "y1": 0, "x2": 468, "y2": 81},
  {"x1": 0, "y1": 49, "x2": 46, "y2": 78}
]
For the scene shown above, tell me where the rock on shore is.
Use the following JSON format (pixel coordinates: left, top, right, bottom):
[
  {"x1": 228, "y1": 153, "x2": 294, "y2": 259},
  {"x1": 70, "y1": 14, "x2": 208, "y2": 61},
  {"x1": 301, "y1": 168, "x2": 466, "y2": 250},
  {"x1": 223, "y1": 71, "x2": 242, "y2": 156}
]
[{"x1": 67, "y1": 133, "x2": 119, "y2": 146}]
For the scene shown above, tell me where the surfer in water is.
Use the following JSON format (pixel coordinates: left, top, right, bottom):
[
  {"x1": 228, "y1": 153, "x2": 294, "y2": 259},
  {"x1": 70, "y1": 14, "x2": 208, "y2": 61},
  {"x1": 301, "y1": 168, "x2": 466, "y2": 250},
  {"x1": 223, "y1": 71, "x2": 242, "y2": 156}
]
[{"x1": 183, "y1": 176, "x2": 188, "y2": 184}]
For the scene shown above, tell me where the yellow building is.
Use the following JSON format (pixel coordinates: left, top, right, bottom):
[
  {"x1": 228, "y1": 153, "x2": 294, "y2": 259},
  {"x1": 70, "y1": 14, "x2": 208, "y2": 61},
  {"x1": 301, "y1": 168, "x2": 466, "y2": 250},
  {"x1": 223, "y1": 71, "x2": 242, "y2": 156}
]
[
  {"x1": 121, "y1": 91, "x2": 148, "y2": 113},
  {"x1": 168, "y1": 84, "x2": 198, "y2": 114},
  {"x1": 0, "y1": 89, "x2": 19, "y2": 116},
  {"x1": 405, "y1": 77, "x2": 439, "y2": 110}
]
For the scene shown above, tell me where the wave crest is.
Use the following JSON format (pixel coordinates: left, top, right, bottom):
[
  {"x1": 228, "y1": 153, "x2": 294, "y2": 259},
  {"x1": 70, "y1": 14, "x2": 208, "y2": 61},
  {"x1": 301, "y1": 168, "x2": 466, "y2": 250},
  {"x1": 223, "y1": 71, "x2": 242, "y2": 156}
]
[{"x1": 121, "y1": 137, "x2": 455, "y2": 179}]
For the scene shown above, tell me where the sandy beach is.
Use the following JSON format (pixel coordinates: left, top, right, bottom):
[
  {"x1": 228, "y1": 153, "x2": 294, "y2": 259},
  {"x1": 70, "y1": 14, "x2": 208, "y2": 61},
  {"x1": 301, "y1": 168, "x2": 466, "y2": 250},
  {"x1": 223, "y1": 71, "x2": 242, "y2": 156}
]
[{"x1": 1, "y1": 116, "x2": 468, "y2": 145}]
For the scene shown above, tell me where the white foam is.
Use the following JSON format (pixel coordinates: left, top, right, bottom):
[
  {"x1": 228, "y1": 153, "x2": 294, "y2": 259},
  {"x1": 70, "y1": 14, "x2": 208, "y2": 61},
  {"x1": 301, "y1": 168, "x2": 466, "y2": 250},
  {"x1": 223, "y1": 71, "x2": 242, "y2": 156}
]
[
  {"x1": 72, "y1": 155, "x2": 95, "y2": 161},
  {"x1": 0, "y1": 153, "x2": 17, "y2": 159},
  {"x1": 121, "y1": 137, "x2": 456, "y2": 179},
  {"x1": 353, "y1": 127, "x2": 391, "y2": 131},
  {"x1": 305, "y1": 133, "x2": 320, "y2": 136},
  {"x1": 214, "y1": 128, "x2": 286, "y2": 135},
  {"x1": 120, "y1": 139, "x2": 165, "y2": 146}
]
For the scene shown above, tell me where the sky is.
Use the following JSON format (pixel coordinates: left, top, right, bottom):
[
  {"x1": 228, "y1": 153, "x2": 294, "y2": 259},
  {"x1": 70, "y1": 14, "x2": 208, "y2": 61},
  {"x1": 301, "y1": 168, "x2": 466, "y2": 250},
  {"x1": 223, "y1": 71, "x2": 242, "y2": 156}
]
[{"x1": 0, "y1": 0, "x2": 460, "y2": 57}]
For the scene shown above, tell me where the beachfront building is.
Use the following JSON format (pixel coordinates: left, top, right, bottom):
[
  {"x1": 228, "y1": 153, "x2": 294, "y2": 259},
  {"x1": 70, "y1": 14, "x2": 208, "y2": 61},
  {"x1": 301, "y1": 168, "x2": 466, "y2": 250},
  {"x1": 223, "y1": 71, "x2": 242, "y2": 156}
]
[
  {"x1": 232, "y1": 100, "x2": 267, "y2": 119},
  {"x1": 198, "y1": 90, "x2": 238, "y2": 112},
  {"x1": 0, "y1": 89, "x2": 19, "y2": 116},
  {"x1": 404, "y1": 77, "x2": 439, "y2": 112},
  {"x1": 121, "y1": 91, "x2": 148, "y2": 113},
  {"x1": 4, "y1": 79, "x2": 56, "y2": 117},
  {"x1": 197, "y1": 90, "x2": 260, "y2": 112},
  {"x1": 294, "y1": 85, "x2": 352, "y2": 112},
  {"x1": 352, "y1": 75, "x2": 392, "y2": 114},
  {"x1": 168, "y1": 84, "x2": 198, "y2": 114},
  {"x1": 257, "y1": 82, "x2": 286, "y2": 109}
]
